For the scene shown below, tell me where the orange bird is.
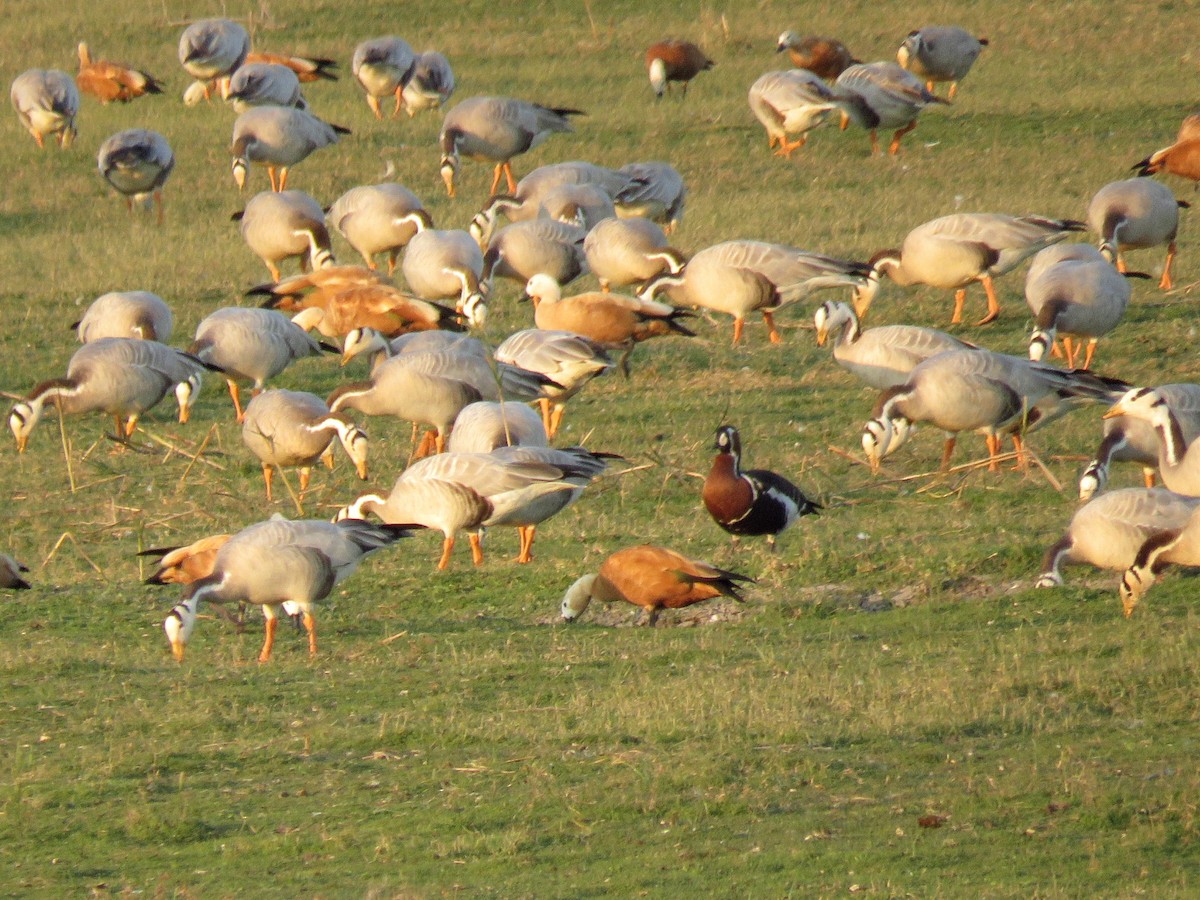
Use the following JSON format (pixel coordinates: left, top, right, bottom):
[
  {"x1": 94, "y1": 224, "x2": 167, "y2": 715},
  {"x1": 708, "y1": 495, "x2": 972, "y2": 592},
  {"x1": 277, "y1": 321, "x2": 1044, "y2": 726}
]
[
  {"x1": 645, "y1": 40, "x2": 714, "y2": 99},
  {"x1": 75, "y1": 42, "x2": 163, "y2": 103}
]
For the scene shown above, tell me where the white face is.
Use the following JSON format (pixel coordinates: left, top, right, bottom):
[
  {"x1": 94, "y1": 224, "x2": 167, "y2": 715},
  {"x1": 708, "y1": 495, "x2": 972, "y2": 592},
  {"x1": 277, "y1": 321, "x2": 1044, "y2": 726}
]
[
  {"x1": 861, "y1": 418, "x2": 892, "y2": 468},
  {"x1": 461, "y1": 294, "x2": 487, "y2": 328},
  {"x1": 9, "y1": 402, "x2": 36, "y2": 453},
  {"x1": 343, "y1": 428, "x2": 369, "y2": 478},
  {"x1": 232, "y1": 158, "x2": 247, "y2": 190}
]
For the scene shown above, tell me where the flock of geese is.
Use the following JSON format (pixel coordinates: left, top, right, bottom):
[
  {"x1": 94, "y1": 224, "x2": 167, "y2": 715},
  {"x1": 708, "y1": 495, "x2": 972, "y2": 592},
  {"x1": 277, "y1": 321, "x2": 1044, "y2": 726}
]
[{"x1": 8, "y1": 16, "x2": 1200, "y2": 662}]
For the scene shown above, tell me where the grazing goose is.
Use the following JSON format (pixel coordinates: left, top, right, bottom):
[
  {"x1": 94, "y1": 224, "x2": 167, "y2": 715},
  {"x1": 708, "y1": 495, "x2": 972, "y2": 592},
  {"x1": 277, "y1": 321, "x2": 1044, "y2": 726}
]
[
  {"x1": 446, "y1": 401, "x2": 548, "y2": 454},
  {"x1": 401, "y1": 213, "x2": 488, "y2": 323},
  {"x1": 613, "y1": 161, "x2": 687, "y2": 233},
  {"x1": 896, "y1": 27, "x2": 988, "y2": 100},
  {"x1": 1132, "y1": 113, "x2": 1200, "y2": 185},
  {"x1": 402, "y1": 51, "x2": 455, "y2": 116},
  {"x1": 241, "y1": 389, "x2": 368, "y2": 501},
  {"x1": 352, "y1": 36, "x2": 416, "y2": 118},
  {"x1": 0, "y1": 555, "x2": 31, "y2": 590},
  {"x1": 493, "y1": 329, "x2": 613, "y2": 437},
  {"x1": 237, "y1": 189, "x2": 334, "y2": 281},
  {"x1": 97, "y1": 129, "x2": 174, "y2": 224},
  {"x1": 483, "y1": 218, "x2": 588, "y2": 289},
  {"x1": 813, "y1": 299, "x2": 975, "y2": 390},
  {"x1": 535, "y1": 183, "x2": 617, "y2": 231},
  {"x1": 644, "y1": 40, "x2": 715, "y2": 99},
  {"x1": 75, "y1": 42, "x2": 163, "y2": 103},
  {"x1": 1025, "y1": 243, "x2": 1133, "y2": 369},
  {"x1": 561, "y1": 545, "x2": 753, "y2": 626},
  {"x1": 177, "y1": 18, "x2": 250, "y2": 99},
  {"x1": 164, "y1": 517, "x2": 410, "y2": 662},
  {"x1": 1118, "y1": 504, "x2": 1200, "y2": 617},
  {"x1": 74, "y1": 291, "x2": 174, "y2": 344},
  {"x1": 1035, "y1": 488, "x2": 1199, "y2": 601},
  {"x1": 833, "y1": 62, "x2": 948, "y2": 156},
  {"x1": 10, "y1": 69, "x2": 79, "y2": 148},
  {"x1": 439, "y1": 96, "x2": 584, "y2": 197},
  {"x1": 340, "y1": 326, "x2": 474, "y2": 370},
  {"x1": 748, "y1": 70, "x2": 839, "y2": 158},
  {"x1": 858, "y1": 213, "x2": 1087, "y2": 325},
  {"x1": 231, "y1": 106, "x2": 349, "y2": 192},
  {"x1": 1087, "y1": 177, "x2": 1185, "y2": 290},
  {"x1": 775, "y1": 32, "x2": 857, "y2": 80},
  {"x1": 143, "y1": 534, "x2": 231, "y2": 585},
  {"x1": 9, "y1": 338, "x2": 208, "y2": 452},
  {"x1": 1080, "y1": 383, "x2": 1200, "y2": 500},
  {"x1": 525, "y1": 273, "x2": 695, "y2": 374},
  {"x1": 862, "y1": 349, "x2": 1128, "y2": 473},
  {"x1": 327, "y1": 183, "x2": 427, "y2": 274},
  {"x1": 190, "y1": 307, "x2": 330, "y2": 422},
  {"x1": 703, "y1": 425, "x2": 821, "y2": 551},
  {"x1": 584, "y1": 216, "x2": 685, "y2": 291},
  {"x1": 339, "y1": 450, "x2": 584, "y2": 568},
  {"x1": 244, "y1": 51, "x2": 338, "y2": 82},
  {"x1": 1102, "y1": 388, "x2": 1200, "y2": 497},
  {"x1": 639, "y1": 239, "x2": 872, "y2": 345},
  {"x1": 226, "y1": 62, "x2": 306, "y2": 112}
]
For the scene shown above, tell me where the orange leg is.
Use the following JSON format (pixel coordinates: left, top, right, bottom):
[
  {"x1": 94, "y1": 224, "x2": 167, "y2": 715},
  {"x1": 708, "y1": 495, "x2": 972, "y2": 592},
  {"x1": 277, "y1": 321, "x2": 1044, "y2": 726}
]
[
  {"x1": 489, "y1": 165, "x2": 505, "y2": 196},
  {"x1": 1010, "y1": 433, "x2": 1027, "y2": 471},
  {"x1": 516, "y1": 525, "x2": 536, "y2": 563},
  {"x1": 267, "y1": 166, "x2": 279, "y2": 192},
  {"x1": 263, "y1": 464, "x2": 274, "y2": 501},
  {"x1": 985, "y1": 433, "x2": 1002, "y2": 472},
  {"x1": 1161, "y1": 241, "x2": 1177, "y2": 290},
  {"x1": 947, "y1": 83, "x2": 958, "y2": 102},
  {"x1": 302, "y1": 611, "x2": 317, "y2": 656},
  {"x1": 33, "y1": 132, "x2": 46, "y2": 149},
  {"x1": 1061, "y1": 336, "x2": 1078, "y2": 368},
  {"x1": 392, "y1": 86, "x2": 404, "y2": 117},
  {"x1": 975, "y1": 274, "x2": 1000, "y2": 325},
  {"x1": 437, "y1": 535, "x2": 455, "y2": 571},
  {"x1": 951, "y1": 289, "x2": 967, "y2": 324},
  {"x1": 868, "y1": 129, "x2": 881, "y2": 156},
  {"x1": 538, "y1": 398, "x2": 554, "y2": 436},
  {"x1": 762, "y1": 310, "x2": 782, "y2": 344},
  {"x1": 387, "y1": 250, "x2": 399, "y2": 275},
  {"x1": 1081, "y1": 340, "x2": 1098, "y2": 370},
  {"x1": 258, "y1": 612, "x2": 278, "y2": 662},
  {"x1": 299, "y1": 467, "x2": 312, "y2": 495},
  {"x1": 434, "y1": 430, "x2": 447, "y2": 454},
  {"x1": 501, "y1": 163, "x2": 517, "y2": 194},
  {"x1": 1143, "y1": 468, "x2": 1158, "y2": 489},
  {"x1": 277, "y1": 168, "x2": 289, "y2": 191},
  {"x1": 549, "y1": 405, "x2": 566, "y2": 439},
  {"x1": 227, "y1": 379, "x2": 246, "y2": 423},
  {"x1": 412, "y1": 429, "x2": 436, "y2": 459},
  {"x1": 268, "y1": 261, "x2": 282, "y2": 282},
  {"x1": 939, "y1": 435, "x2": 958, "y2": 471},
  {"x1": 469, "y1": 532, "x2": 484, "y2": 566},
  {"x1": 367, "y1": 95, "x2": 383, "y2": 119},
  {"x1": 773, "y1": 136, "x2": 807, "y2": 158},
  {"x1": 888, "y1": 121, "x2": 917, "y2": 156},
  {"x1": 732, "y1": 317, "x2": 745, "y2": 345}
]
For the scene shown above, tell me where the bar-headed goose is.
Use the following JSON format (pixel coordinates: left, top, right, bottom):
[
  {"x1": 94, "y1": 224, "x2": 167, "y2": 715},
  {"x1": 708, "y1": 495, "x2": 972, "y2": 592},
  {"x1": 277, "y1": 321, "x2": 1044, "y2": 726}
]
[
  {"x1": 493, "y1": 329, "x2": 613, "y2": 437},
  {"x1": 446, "y1": 401, "x2": 548, "y2": 454},
  {"x1": 326, "y1": 183, "x2": 426, "y2": 274},
  {"x1": 1087, "y1": 177, "x2": 1185, "y2": 290},
  {"x1": 10, "y1": 69, "x2": 79, "y2": 148},
  {"x1": 561, "y1": 545, "x2": 752, "y2": 626},
  {"x1": 352, "y1": 37, "x2": 416, "y2": 118},
  {"x1": 748, "y1": 70, "x2": 839, "y2": 158},
  {"x1": 74, "y1": 291, "x2": 174, "y2": 344},
  {"x1": 858, "y1": 213, "x2": 1087, "y2": 325},
  {"x1": 896, "y1": 27, "x2": 988, "y2": 100},
  {"x1": 164, "y1": 517, "x2": 410, "y2": 662},
  {"x1": 613, "y1": 161, "x2": 687, "y2": 233},
  {"x1": 226, "y1": 62, "x2": 306, "y2": 112},
  {"x1": 236, "y1": 189, "x2": 334, "y2": 282},
  {"x1": 178, "y1": 18, "x2": 250, "y2": 100},
  {"x1": 1132, "y1": 113, "x2": 1200, "y2": 185},
  {"x1": 482, "y1": 218, "x2": 588, "y2": 290},
  {"x1": 9, "y1": 338, "x2": 209, "y2": 452},
  {"x1": 1102, "y1": 388, "x2": 1200, "y2": 497},
  {"x1": 645, "y1": 40, "x2": 715, "y2": 99},
  {"x1": 340, "y1": 326, "x2": 474, "y2": 370},
  {"x1": 438, "y1": 96, "x2": 583, "y2": 197},
  {"x1": 639, "y1": 239, "x2": 871, "y2": 345},
  {"x1": 1118, "y1": 503, "x2": 1200, "y2": 617},
  {"x1": 400, "y1": 212, "x2": 488, "y2": 324},
  {"x1": 584, "y1": 216, "x2": 685, "y2": 291},
  {"x1": 833, "y1": 62, "x2": 948, "y2": 156},
  {"x1": 97, "y1": 129, "x2": 174, "y2": 224},
  {"x1": 231, "y1": 106, "x2": 349, "y2": 192},
  {"x1": 402, "y1": 51, "x2": 455, "y2": 116},
  {"x1": 0, "y1": 555, "x2": 31, "y2": 591},
  {"x1": 75, "y1": 42, "x2": 163, "y2": 103},
  {"x1": 775, "y1": 33, "x2": 857, "y2": 80}
]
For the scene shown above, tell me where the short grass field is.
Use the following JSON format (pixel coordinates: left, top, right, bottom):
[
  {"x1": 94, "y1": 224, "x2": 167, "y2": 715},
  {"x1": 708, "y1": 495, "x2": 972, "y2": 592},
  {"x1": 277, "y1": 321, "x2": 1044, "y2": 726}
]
[{"x1": 3, "y1": 0, "x2": 1199, "y2": 895}]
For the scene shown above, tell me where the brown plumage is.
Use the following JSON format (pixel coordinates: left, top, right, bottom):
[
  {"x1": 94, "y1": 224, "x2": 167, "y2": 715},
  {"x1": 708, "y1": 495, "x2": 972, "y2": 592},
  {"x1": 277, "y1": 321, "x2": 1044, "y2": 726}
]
[
  {"x1": 1133, "y1": 113, "x2": 1200, "y2": 183},
  {"x1": 645, "y1": 40, "x2": 715, "y2": 99},
  {"x1": 560, "y1": 545, "x2": 753, "y2": 626},
  {"x1": 283, "y1": 283, "x2": 464, "y2": 339},
  {"x1": 75, "y1": 42, "x2": 163, "y2": 103},
  {"x1": 775, "y1": 32, "x2": 857, "y2": 80},
  {"x1": 245, "y1": 50, "x2": 338, "y2": 82},
  {"x1": 246, "y1": 264, "x2": 393, "y2": 305},
  {"x1": 142, "y1": 535, "x2": 231, "y2": 585}
]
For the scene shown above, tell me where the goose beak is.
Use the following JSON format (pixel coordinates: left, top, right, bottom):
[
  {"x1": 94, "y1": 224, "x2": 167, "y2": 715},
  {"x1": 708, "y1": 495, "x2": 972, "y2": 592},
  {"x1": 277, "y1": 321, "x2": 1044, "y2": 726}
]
[
  {"x1": 170, "y1": 638, "x2": 186, "y2": 662},
  {"x1": 178, "y1": 407, "x2": 190, "y2": 424},
  {"x1": 15, "y1": 436, "x2": 27, "y2": 453},
  {"x1": 1102, "y1": 403, "x2": 1126, "y2": 420},
  {"x1": 355, "y1": 460, "x2": 368, "y2": 480},
  {"x1": 815, "y1": 327, "x2": 828, "y2": 347},
  {"x1": 440, "y1": 163, "x2": 455, "y2": 198}
]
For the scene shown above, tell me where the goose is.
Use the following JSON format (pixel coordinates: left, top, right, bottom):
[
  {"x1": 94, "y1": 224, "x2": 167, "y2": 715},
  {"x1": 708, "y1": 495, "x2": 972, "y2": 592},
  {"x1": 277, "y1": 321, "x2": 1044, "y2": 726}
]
[
  {"x1": 1035, "y1": 488, "x2": 1199, "y2": 602},
  {"x1": 340, "y1": 326, "x2": 474, "y2": 370},
  {"x1": 75, "y1": 42, "x2": 163, "y2": 103},
  {"x1": 560, "y1": 545, "x2": 753, "y2": 626},
  {"x1": 775, "y1": 32, "x2": 857, "y2": 80},
  {"x1": 143, "y1": 534, "x2": 231, "y2": 585},
  {"x1": 896, "y1": 27, "x2": 988, "y2": 100},
  {"x1": 74, "y1": 291, "x2": 174, "y2": 344},
  {"x1": 401, "y1": 213, "x2": 488, "y2": 323},
  {"x1": 1087, "y1": 177, "x2": 1185, "y2": 290},
  {"x1": 284, "y1": 283, "x2": 463, "y2": 339},
  {"x1": 535, "y1": 183, "x2": 617, "y2": 231},
  {"x1": 438, "y1": 96, "x2": 584, "y2": 197},
  {"x1": 241, "y1": 389, "x2": 368, "y2": 501},
  {"x1": 446, "y1": 401, "x2": 548, "y2": 454},
  {"x1": 231, "y1": 106, "x2": 350, "y2": 192},
  {"x1": 583, "y1": 216, "x2": 685, "y2": 291},
  {"x1": 236, "y1": 189, "x2": 334, "y2": 282},
  {"x1": 244, "y1": 50, "x2": 338, "y2": 82},
  {"x1": 613, "y1": 161, "x2": 687, "y2": 233},
  {"x1": 748, "y1": 70, "x2": 839, "y2": 158},
  {"x1": 638, "y1": 239, "x2": 872, "y2": 345},
  {"x1": 524, "y1": 273, "x2": 695, "y2": 375},
  {"x1": 327, "y1": 183, "x2": 427, "y2": 274},
  {"x1": 645, "y1": 40, "x2": 715, "y2": 99},
  {"x1": 10, "y1": 69, "x2": 79, "y2": 148},
  {"x1": 1025, "y1": 243, "x2": 1133, "y2": 369},
  {"x1": 247, "y1": 264, "x2": 393, "y2": 307},
  {"x1": 164, "y1": 517, "x2": 411, "y2": 662},
  {"x1": 1102, "y1": 387, "x2": 1200, "y2": 497},
  {"x1": 482, "y1": 218, "x2": 588, "y2": 289},
  {"x1": 0, "y1": 555, "x2": 31, "y2": 591},
  {"x1": 190, "y1": 307, "x2": 331, "y2": 422},
  {"x1": 813, "y1": 299, "x2": 976, "y2": 390},
  {"x1": 1118, "y1": 503, "x2": 1200, "y2": 617},
  {"x1": 9, "y1": 338, "x2": 209, "y2": 452},
  {"x1": 339, "y1": 450, "x2": 586, "y2": 568},
  {"x1": 1132, "y1": 113, "x2": 1200, "y2": 184},
  {"x1": 833, "y1": 62, "x2": 948, "y2": 156},
  {"x1": 177, "y1": 18, "x2": 250, "y2": 100},
  {"x1": 1080, "y1": 383, "x2": 1200, "y2": 500},
  {"x1": 493, "y1": 328, "x2": 613, "y2": 437},
  {"x1": 402, "y1": 51, "x2": 455, "y2": 116},
  {"x1": 351, "y1": 36, "x2": 416, "y2": 118},
  {"x1": 862, "y1": 348, "x2": 1128, "y2": 473},
  {"x1": 225, "y1": 62, "x2": 306, "y2": 112},
  {"x1": 97, "y1": 129, "x2": 174, "y2": 224},
  {"x1": 703, "y1": 425, "x2": 821, "y2": 551},
  {"x1": 858, "y1": 213, "x2": 1087, "y2": 325}
]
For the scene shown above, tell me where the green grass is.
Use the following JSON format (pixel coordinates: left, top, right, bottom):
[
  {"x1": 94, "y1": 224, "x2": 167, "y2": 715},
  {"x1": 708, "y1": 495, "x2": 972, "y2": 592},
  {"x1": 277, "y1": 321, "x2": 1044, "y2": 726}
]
[{"x1": 2, "y1": 0, "x2": 1200, "y2": 895}]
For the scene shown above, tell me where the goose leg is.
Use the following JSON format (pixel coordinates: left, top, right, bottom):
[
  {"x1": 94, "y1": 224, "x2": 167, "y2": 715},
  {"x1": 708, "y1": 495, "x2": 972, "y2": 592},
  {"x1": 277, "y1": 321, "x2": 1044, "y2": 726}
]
[
  {"x1": 392, "y1": 86, "x2": 405, "y2": 117},
  {"x1": 549, "y1": 404, "x2": 566, "y2": 439},
  {"x1": 951, "y1": 289, "x2": 967, "y2": 324},
  {"x1": 267, "y1": 167, "x2": 279, "y2": 192},
  {"x1": 642, "y1": 606, "x2": 661, "y2": 627},
  {"x1": 1061, "y1": 336, "x2": 1078, "y2": 368},
  {"x1": 975, "y1": 275, "x2": 1001, "y2": 325},
  {"x1": 33, "y1": 131, "x2": 45, "y2": 149},
  {"x1": 469, "y1": 531, "x2": 484, "y2": 566},
  {"x1": 489, "y1": 165, "x2": 505, "y2": 196},
  {"x1": 437, "y1": 535, "x2": 455, "y2": 570},
  {"x1": 516, "y1": 525, "x2": 536, "y2": 563},
  {"x1": 263, "y1": 464, "x2": 274, "y2": 501},
  {"x1": 154, "y1": 190, "x2": 165, "y2": 225},
  {"x1": 732, "y1": 317, "x2": 745, "y2": 345},
  {"x1": 258, "y1": 607, "x2": 278, "y2": 662},
  {"x1": 838, "y1": 111, "x2": 850, "y2": 130},
  {"x1": 501, "y1": 163, "x2": 517, "y2": 194},
  {"x1": 888, "y1": 121, "x2": 917, "y2": 156},
  {"x1": 367, "y1": 95, "x2": 383, "y2": 119},
  {"x1": 1082, "y1": 340, "x2": 1098, "y2": 370},
  {"x1": 298, "y1": 467, "x2": 312, "y2": 495},
  {"x1": 774, "y1": 136, "x2": 806, "y2": 158},
  {"x1": 1161, "y1": 242, "x2": 1177, "y2": 290},
  {"x1": 985, "y1": 433, "x2": 1002, "y2": 472},
  {"x1": 1143, "y1": 468, "x2": 1157, "y2": 489},
  {"x1": 939, "y1": 435, "x2": 958, "y2": 471},
  {"x1": 434, "y1": 430, "x2": 447, "y2": 454},
  {"x1": 1115, "y1": 255, "x2": 1127, "y2": 274},
  {"x1": 302, "y1": 611, "x2": 317, "y2": 656},
  {"x1": 761, "y1": 310, "x2": 782, "y2": 344},
  {"x1": 387, "y1": 250, "x2": 398, "y2": 275},
  {"x1": 1010, "y1": 433, "x2": 1027, "y2": 470},
  {"x1": 226, "y1": 379, "x2": 246, "y2": 423},
  {"x1": 538, "y1": 398, "x2": 554, "y2": 436},
  {"x1": 277, "y1": 168, "x2": 289, "y2": 191},
  {"x1": 268, "y1": 261, "x2": 282, "y2": 282},
  {"x1": 123, "y1": 415, "x2": 139, "y2": 438},
  {"x1": 868, "y1": 130, "x2": 881, "y2": 156},
  {"x1": 947, "y1": 83, "x2": 958, "y2": 102}
]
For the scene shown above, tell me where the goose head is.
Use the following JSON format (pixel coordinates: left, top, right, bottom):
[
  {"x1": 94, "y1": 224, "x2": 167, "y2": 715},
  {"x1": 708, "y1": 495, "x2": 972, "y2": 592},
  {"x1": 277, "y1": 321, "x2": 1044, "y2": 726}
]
[
  {"x1": 164, "y1": 594, "x2": 200, "y2": 662},
  {"x1": 813, "y1": 300, "x2": 854, "y2": 346},
  {"x1": 1102, "y1": 387, "x2": 1162, "y2": 423},
  {"x1": 341, "y1": 327, "x2": 390, "y2": 366},
  {"x1": 560, "y1": 573, "x2": 597, "y2": 621},
  {"x1": 334, "y1": 418, "x2": 370, "y2": 480},
  {"x1": 523, "y1": 273, "x2": 562, "y2": 307},
  {"x1": 862, "y1": 416, "x2": 912, "y2": 473},
  {"x1": 175, "y1": 373, "x2": 203, "y2": 424},
  {"x1": 9, "y1": 400, "x2": 41, "y2": 454},
  {"x1": 335, "y1": 494, "x2": 386, "y2": 522},
  {"x1": 461, "y1": 292, "x2": 488, "y2": 328}
]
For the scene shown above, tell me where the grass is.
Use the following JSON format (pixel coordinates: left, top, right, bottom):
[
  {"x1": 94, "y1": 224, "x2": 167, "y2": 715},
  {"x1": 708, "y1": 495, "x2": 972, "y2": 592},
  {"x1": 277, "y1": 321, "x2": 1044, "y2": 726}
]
[{"x1": 2, "y1": 0, "x2": 1200, "y2": 895}]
